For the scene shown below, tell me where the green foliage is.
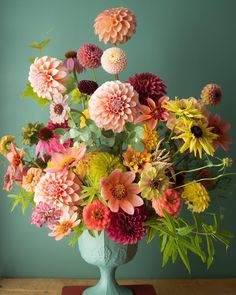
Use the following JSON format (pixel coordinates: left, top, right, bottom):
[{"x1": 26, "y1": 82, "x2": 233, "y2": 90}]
[
  {"x1": 68, "y1": 223, "x2": 85, "y2": 246},
  {"x1": 145, "y1": 211, "x2": 233, "y2": 273},
  {"x1": 20, "y1": 83, "x2": 50, "y2": 109},
  {"x1": 8, "y1": 188, "x2": 34, "y2": 214},
  {"x1": 29, "y1": 38, "x2": 52, "y2": 50}
]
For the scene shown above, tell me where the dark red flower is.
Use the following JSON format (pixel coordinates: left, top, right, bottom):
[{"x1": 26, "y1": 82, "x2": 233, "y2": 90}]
[{"x1": 78, "y1": 80, "x2": 98, "y2": 95}]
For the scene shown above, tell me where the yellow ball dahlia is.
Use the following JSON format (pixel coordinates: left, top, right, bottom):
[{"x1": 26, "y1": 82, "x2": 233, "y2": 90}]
[{"x1": 181, "y1": 182, "x2": 210, "y2": 213}]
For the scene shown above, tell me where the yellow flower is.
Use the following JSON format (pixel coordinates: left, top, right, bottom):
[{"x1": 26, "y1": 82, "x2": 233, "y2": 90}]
[
  {"x1": 80, "y1": 109, "x2": 90, "y2": 128},
  {"x1": 88, "y1": 152, "x2": 126, "y2": 187},
  {"x1": 142, "y1": 123, "x2": 159, "y2": 152},
  {"x1": 74, "y1": 152, "x2": 97, "y2": 180},
  {"x1": 173, "y1": 119, "x2": 218, "y2": 158},
  {"x1": 139, "y1": 166, "x2": 170, "y2": 200},
  {"x1": 0, "y1": 135, "x2": 15, "y2": 156},
  {"x1": 164, "y1": 97, "x2": 203, "y2": 119},
  {"x1": 123, "y1": 148, "x2": 152, "y2": 172},
  {"x1": 181, "y1": 182, "x2": 210, "y2": 213}
]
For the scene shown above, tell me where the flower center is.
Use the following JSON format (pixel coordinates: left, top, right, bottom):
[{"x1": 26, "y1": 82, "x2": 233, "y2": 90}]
[
  {"x1": 60, "y1": 221, "x2": 73, "y2": 233},
  {"x1": 92, "y1": 209, "x2": 104, "y2": 220},
  {"x1": 38, "y1": 127, "x2": 54, "y2": 141},
  {"x1": 191, "y1": 126, "x2": 203, "y2": 138},
  {"x1": 13, "y1": 154, "x2": 21, "y2": 167},
  {"x1": 54, "y1": 104, "x2": 64, "y2": 115},
  {"x1": 108, "y1": 97, "x2": 124, "y2": 113},
  {"x1": 111, "y1": 183, "x2": 127, "y2": 200},
  {"x1": 212, "y1": 126, "x2": 221, "y2": 135},
  {"x1": 151, "y1": 178, "x2": 160, "y2": 189}
]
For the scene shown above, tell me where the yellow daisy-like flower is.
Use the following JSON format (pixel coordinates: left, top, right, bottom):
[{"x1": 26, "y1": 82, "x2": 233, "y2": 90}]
[
  {"x1": 0, "y1": 135, "x2": 15, "y2": 156},
  {"x1": 80, "y1": 109, "x2": 90, "y2": 128},
  {"x1": 139, "y1": 166, "x2": 170, "y2": 200},
  {"x1": 123, "y1": 148, "x2": 152, "y2": 172},
  {"x1": 173, "y1": 119, "x2": 218, "y2": 158},
  {"x1": 181, "y1": 182, "x2": 210, "y2": 213},
  {"x1": 142, "y1": 123, "x2": 159, "y2": 152},
  {"x1": 88, "y1": 152, "x2": 126, "y2": 187},
  {"x1": 164, "y1": 97, "x2": 203, "y2": 119}
]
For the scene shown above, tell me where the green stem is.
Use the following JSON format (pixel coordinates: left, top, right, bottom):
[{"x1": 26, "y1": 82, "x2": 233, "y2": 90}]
[
  {"x1": 173, "y1": 163, "x2": 223, "y2": 177},
  {"x1": 114, "y1": 73, "x2": 119, "y2": 80},
  {"x1": 71, "y1": 108, "x2": 87, "y2": 119},
  {"x1": 92, "y1": 69, "x2": 97, "y2": 83},
  {"x1": 73, "y1": 70, "x2": 78, "y2": 83}
]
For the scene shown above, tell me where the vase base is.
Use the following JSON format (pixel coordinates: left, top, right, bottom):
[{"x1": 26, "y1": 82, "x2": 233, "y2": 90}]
[{"x1": 62, "y1": 284, "x2": 157, "y2": 295}]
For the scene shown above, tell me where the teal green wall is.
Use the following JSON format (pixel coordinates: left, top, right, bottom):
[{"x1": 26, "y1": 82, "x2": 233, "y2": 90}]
[{"x1": 0, "y1": 0, "x2": 236, "y2": 278}]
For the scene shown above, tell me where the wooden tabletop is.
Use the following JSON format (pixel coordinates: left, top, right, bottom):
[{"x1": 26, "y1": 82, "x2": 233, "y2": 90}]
[{"x1": 0, "y1": 278, "x2": 235, "y2": 295}]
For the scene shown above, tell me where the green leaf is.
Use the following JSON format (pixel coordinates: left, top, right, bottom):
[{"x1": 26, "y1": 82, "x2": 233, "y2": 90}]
[
  {"x1": 125, "y1": 122, "x2": 135, "y2": 132},
  {"x1": 177, "y1": 225, "x2": 195, "y2": 236},
  {"x1": 162, "y1": 211, "x2": 176, "y2": 234},
  {"x1": 131, "y1": 141, "x2": 145, "y2": 152},
  {"x1": 69, "y1": 128, "x2": 81, "y2": 138},
  {"x1": 28, "y1": 57, "x2": 36, "y2": 63},
  {"x1": 162, "y1": 237, "x2": 174, "y2": 267},
  {"x1": 205, "y1": 235, "x2": 214, "y2": 269},
  {"x1": 160, "y1": 233, "x2": 168, "y2": 252},
  {"x1": 88, "y1": 229, "x2": 96, "y2": 238},
  {"x1": 20, "y1": 83, "x2": 50, "y2": 109},
  {"x1": 29, "y1": 37, "x2": 52, "y2": 50},
  {"x1": 149, "y1": 224, "x2": 176, "y2": 238},
  {"x1": 68, "y1": 224, "x2": 84, "y2": 246},
  {"x1": 102, "y1": 129, "x2": 115, "y2": 138},
  {"x1": 147, "y1": 227, "x2": 157, "y2": 243},
  {"x1": 177, "y1": 243, "x2": 191, "y2": 273}
]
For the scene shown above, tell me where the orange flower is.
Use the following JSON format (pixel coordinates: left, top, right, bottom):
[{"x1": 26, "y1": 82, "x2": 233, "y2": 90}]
[
  {"x1": 6, "y1": 143, "x2": 24, "y2": 172},
  {"x1": 22, "y1": 168, "x2": 42, "y2": 192}
]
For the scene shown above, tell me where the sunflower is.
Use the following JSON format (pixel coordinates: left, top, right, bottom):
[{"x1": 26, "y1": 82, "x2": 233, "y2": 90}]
[
  {"x1": 181, "y1": 182, "x2": 210, "y2": 213},
  {"x1": 173, "y1": 119, "x2": 218, "y2": 158},
  {"x1": 164, "y1": 97, "x2": 203, "y2": 119}
]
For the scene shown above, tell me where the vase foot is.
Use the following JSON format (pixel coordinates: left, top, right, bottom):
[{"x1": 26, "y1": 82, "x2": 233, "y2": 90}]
[{"x1": 82, "y1": 284, "x2": 133, "y2": 295}]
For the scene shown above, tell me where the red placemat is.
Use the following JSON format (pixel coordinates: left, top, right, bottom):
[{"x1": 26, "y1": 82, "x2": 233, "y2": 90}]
[{"x1": 62, "y1": 284, "x2": 157, "y2": 295}]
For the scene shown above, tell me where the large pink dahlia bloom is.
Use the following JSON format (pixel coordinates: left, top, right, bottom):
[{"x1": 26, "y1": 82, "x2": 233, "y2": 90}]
[
  {"x1": 106, "y1": 208, "x2": 147, "y2": 245},
  {"x1": 89, "y1": 81, "x2": 139, "y2": 133},
  {"x1": 94, "y1": 7, "x2": 137, "y2": 45},
  {"x1": 28, "y1": 56, "x2": 68, "y2": 100},
  {"x1": 34, "y1": 170, "x2": 82, "y2": 207},
  {"x1": 100, "y1": 169, "x2": 143, "y2": 215}
]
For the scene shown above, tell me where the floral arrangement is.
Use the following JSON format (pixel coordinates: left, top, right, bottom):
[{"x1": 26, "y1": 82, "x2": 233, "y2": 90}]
[{"x1": 1, "y1": 7, "x2": 234, "y2": 273}]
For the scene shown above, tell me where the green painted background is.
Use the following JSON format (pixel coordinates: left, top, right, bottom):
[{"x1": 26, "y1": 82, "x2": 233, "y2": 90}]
[{"x1": 0, "y1": 0, "x2": 236, "y2": 279}]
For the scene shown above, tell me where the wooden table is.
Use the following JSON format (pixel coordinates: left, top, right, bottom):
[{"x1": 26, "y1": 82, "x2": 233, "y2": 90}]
[{"x1": 0, "y1": 278, "x2": 235, "y2": 295}]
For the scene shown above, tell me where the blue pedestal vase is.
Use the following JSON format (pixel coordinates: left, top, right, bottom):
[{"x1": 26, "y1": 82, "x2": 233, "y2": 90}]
[{"x1": 78, "y1": 230, "x2": 138, "y2": 295}]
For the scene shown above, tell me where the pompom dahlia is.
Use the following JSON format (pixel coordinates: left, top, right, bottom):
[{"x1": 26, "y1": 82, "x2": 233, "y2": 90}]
[
  {"x1": 101, "y1": 47, "x2": 127, "y2": 74},
  {"x1": 28, "y1": 56, "x2": 68, "y2": 100},
  {"x1": 83, "y1": 200, "x2": 111, "y2": 231},
  {"x1": 100, "y1": 169, "x2": 143, "y2": 215},
  {"x1": 34, "y1": 170, "x2": 82, "y2": 206},
  {"x1": 106, "y1": 208, "x2": 147, "y2": 245},
  {"x1": 50, "y1": 93, "x2": 70, "y2": 124},
  {"x1": 77, "y1": 43, "x2": 103, "y2": 69},
  {"x1": 201, "y1": 83, "x2": 222, "y2": 106},
  {"x1": 94, "y1": 7, "x2": 137, "y2": 45},
  {"x1": 128, "y1": 72, "x2": 166, "y2": 105},
  {"x1": 78, "y1": 80, "x2": 98, "y2": 95},
  {"x1": 152, "y1": 189, "x2": 182, "y2": 217},
  {"x1": 89, "y1": 81, "x2": 139, "y2": 132}
]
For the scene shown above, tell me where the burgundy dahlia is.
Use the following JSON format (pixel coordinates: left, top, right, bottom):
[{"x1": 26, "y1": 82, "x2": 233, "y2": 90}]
[
  {"x1": 46, "y1": 120, "x2": 69, "y2": 131},
  {"x1": 77, "y1": 43, "x2": 103, "y2": 69},
  {"x1": 106, "y1": 207, "x2": 148, "y2": 245},
  {"x1": 128, "y1": 72, "x2": 167, "y2": 105},
  {"x1": 78, "y1": 80, "x2": 99, "y2": 95}
]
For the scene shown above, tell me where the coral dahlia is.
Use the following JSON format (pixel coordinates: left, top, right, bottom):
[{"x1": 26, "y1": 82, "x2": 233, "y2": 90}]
[
  {"x1": 83, "y1": 200, "x2": 111, "y2": 231},
  {"x1": 106, "y1": 208, "x2": 147, "y2": 245},
  {"x1": 77, "y1": 43, "x2": 103, "y2": 69},
  {"x1": 101, "y1": 47, "x2": 127, "y2": 74},
  {"x1": 89, "y1": 81, "x2": 139, "y2": 133},
  {"x1": 94, "y1": 7, "x2": 137, "y2": 45},
  {"x1": 28, "y1": 56, "x2": 68, "y2": 100},
  {"x1": 100, "y1": 169, "x2": 143, "y2": 215},
  {"x1": 128, "y1": 72, "x2": 166, "y2": 105},
  {"x1": 201, "y1": 83, "x2": 222, "y2": 106}
]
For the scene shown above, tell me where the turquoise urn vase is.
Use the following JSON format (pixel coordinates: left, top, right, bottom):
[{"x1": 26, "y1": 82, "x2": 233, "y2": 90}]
[{"x1": 78, "y1": 230, "x2": 138, "y2": 295}]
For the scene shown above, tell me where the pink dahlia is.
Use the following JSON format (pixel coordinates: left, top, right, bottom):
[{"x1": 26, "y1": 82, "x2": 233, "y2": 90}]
[
  {"x1": 34, "y1": 170, "x2": 82, "y2": 207},
  {"x1": 152, "y1": 189, "x2": 182, "y2": 217},
  {"x1": 94, "y1": 7, "x2": 137, "y2": 45},
  {"x1": 106, "y1": 208, "x2": 147, "y2": 245},
  {"x1": 78, "y1": 80, "x2": 98, "y2": 95},
  {"x1": 28, "y1": 56, "x2": 68, "y2": 100},
  {"x1": 50, "y1": 93, "x2": 70, "y2": 124},
  {"x1": 136, "y1": 96, "x2": 169, "y2": 129},
  {"x1": 89, "y1": 81, "x2": 139, "y2": 133},
  {"x1": 128, "y1": 72, "x2": 167, "y2": 105},
  {"x1": 100, "y1": 169, "x2": 143, "y2": 215},
  {"x1": 36, "y1": 127, "x2": 66, "y2": 160},
  {"x1": 101, "y1": 47, "x2": 127, "y2": 74},
  {"x1": 83, "y1": 200, "x2": 111, "y2": 231},
  {"x1": 64, "y1": 51, "x2": 84, "y2": 73},
  {"x1": 77, "y1": 43, "x2": 103, "y2": 69},
  {"x1": 48, "y1": 212, "x2": 81, "y2": 241},
  {"x1": 206, "y1": 113, "x2": 231, "y2": 151},
  {"x1": 31, "y1": 201, "x2": 61, "y2": 228}
]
